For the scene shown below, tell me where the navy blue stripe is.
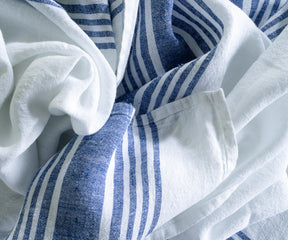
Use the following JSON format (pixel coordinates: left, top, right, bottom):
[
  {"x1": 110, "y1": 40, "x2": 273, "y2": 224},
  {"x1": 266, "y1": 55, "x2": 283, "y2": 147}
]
[
  {"x1": 96, "y1": 42, "x2": 116, "y2": 49},
  {"x1": 126, "y1": 124, "x2": 137, "y2": 240},
  {"x1": 84, "y1": 30, "x2": 114, "y2": 37},
  {"x1": 73, "y1": 18, "x2": 111, "y2": 26},
  {"x1": 111, "y1": 2, "x2": 124, "y2": 19},
  {"x1": 254, "y1": 0, "x2": 270, "y2": 26},
  {"x1": 172, "y1": 16, "x2": 211, "y2": 53},
  {"x1": 184, "y1": 48, "x2": 216, "y2": 97},
  {"x1": 177, "y1": 0, "x2": 222, "y2": 39},
  {"x1": 109, "y1": 145, "x2": 124, "y2": 240},
  {"x1": 167, "y1": 59, "x2": 198, "y2": 103},
  {"x1": 269, "y1": 0, "x2": 281, "y2": 18},
  {"x1": 173, "y1": 4, "x2": 218, "y2": 46},
  {"x1": 236, "y1": 231, "x2": 251, "y2": 240},
  {"x1": 139, "y1": 0, "x2": 158, "y2": 80},
  {"x1": 125, "y1": 60, "x2": 141, "y2": 91},
  {"x1": 27, "y1": 0, "x2": 62, "y2": 8},
  {"x1": 230, "y1": 0, "x2": 243, "y2": 9},
  {"x1": 147, "y1": 113, "x2": 162, "y2": 235},
  {"x1": 194, "y1": 0, "x2": 224, "y2": 30},
  {"x1": 267, "y1": 24, "x2": 286, "y2": 39},
  {"x1": 261, "y1": 8, "x2": 288, "y2": 32},
  {"x1": 11, "y1": 151, "x2": 62, "y2": 240},
  {"x1": 59, "y1": 3, "x2": 109, "y2": 14},
  {"x1": 136, "y1": 117, "x2": 150, "y2": 240},
  {"x1": 249, "y1": 0, "x2": 260, "y2": 19},
  {"x1": 226, "y1": 237, "x2": 235, "y2": 240},
  {"x1": 34, "y1": 138, "x2": 77, "y2": 239}
]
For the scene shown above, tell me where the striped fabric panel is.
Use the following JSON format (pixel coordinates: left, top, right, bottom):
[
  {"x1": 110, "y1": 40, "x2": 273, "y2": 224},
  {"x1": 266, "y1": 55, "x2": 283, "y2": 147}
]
[
  {"x1": 118, "y1": 0, "x2": 223, "y2": 96},
  {"x1": 229, "y1": 0, "x2": 288, "y2": 40}
]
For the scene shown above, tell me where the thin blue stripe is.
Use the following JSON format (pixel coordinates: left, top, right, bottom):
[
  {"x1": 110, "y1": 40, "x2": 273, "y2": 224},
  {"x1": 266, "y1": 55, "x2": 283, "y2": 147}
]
[
  {"x1": 267, "y1": 24, "x2": 286, "y2": 39},
  {"x1": 254, "y1": 0, "x2": 270, "y2": 26},
  {"x1": 236, "y1": 231, "x2": 251, "y2": 240},
  {"x1": 126, "y1": 124, "x2": 137, "y2": 240},
  {"x1": 59, "y1": 3, "x2": 109, "y2": 14},
  {"x1": 11, "y1": 150, "x2": 62, "y2": 239},
  {"x1": 136, "y1": 117, "x2": 150, "y2": 240},
  {"x1": 109, "y1": 145, "x2": 124, "y2": 240},
  {"x1": 249, "y1": 0, "x2": 260, "y2": 19},
  {"x1": 184, "y1": 48, "x2": 216, "y2": 97},
  {"x1": 167, "y1": 59, "x2": 198, "y2": 103},
  {"x1": 226, "y1": 237, "x2": 235, "y2": 240},
  {"x1": 194, "y1": 0, "x2": 224, "y2": 30},
  {"x1": 139, "y1": 0, "x2": 158, "y2": 80},
  {"x1": 125, "y1": 60, "x2": 141, "y2": 91},
  {"x1": 34, "y1": 138, "x2": 77, "y2": 239},
  {"x1": 173, "y1": 4, "x2": 218, "y2": 46},
  {"x1": 27, "y1": 0, "x2": 62, "y2": 8},
  {"x1": 84, "y1": 30, "x2": 114, "y2": 37},
  {"x1": 111, "y1": 3, "x2": 124, "y2": 19},
  {"x1": 230, "y1": 0, "x2": 243, "y2": 9},
  {"x1": 73, "y1": 18, "x2": 112, "y2": 26},
  {"x1": 269, "y1": 0, "x2": 281, "y2": 18},
  {"x1": 176, "y1": 0, "x2": 222, "y2": 40},
  {"x1": 172, "y1": 16, "x2": 211, "y2": 53},
  {"x1": 96, "y1": 42, "x2": 116, "y2": 49},
  {"x1": 261, "y1": 8, "x2": 288, "y2": 32},
  {"x1": 147, "y1": 113, "x2": 162, "y2": 235}
]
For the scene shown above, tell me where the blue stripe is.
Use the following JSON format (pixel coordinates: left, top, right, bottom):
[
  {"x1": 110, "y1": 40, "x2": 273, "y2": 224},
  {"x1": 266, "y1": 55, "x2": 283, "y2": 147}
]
[
  {"x1": 267, "y1": 24, "x2": 286, "y2": 39},
  {"x1": 249, "y1": 0, "x2": 260, "y2": 19},
  {"x1": 147, "y1": 113, "x2": 162, "y2": 235},
  {"x1": 236, "y1": 231, "x2": 251, "y2": 240},
  {"x1": 126, "y1": 124, "x2": 137, "y2": 240},
  {"x1": 59, "y1": 3, "x2": 109, "y2": 14},
  {"x1": 177, "y1": 0, "x2": 222, "y2": 39},
  {"x1": 11, "y1": 150, "x2": 62, "y2": 239},
  {"x1": 73, "y1": 18, "x2": 112, "y2": 26},
  {"x1": 111, "y1": 2, "x2": 124, "y2": 19},
  {"x1": 139, "y1": 0, "x2": 158, "y2": 80},
  {"x1": 261, "y1": 8, "x2": 288, "y2": 32},
  {"x1": 27, "y1": 0, "x2": 62, "y2": 8},
  {"x1": 136, "y1": 117, "x2": 150, "y2": 240},
  {"x1": 109, "y1": 145, "x2": 124, "y2": 240},
  {"x1": 34, "y1": 138, "x2": 77, "y2": 239},
  {"x1": 96, "y1": 42, "x2": 116, "y2": 49},
  {"x1": 167, "y1": 59, "x2": 198, "y2": 103},
  {"x1": 269, "y1": 0, "x2": 281, "y2": 18},
  {"x1": 173, "y1": 4, "x2": 218, "y2": 46},
  {"x1": 230, "y1": 0, "x2": 243, "y2": 9},
  {"x1": 184, "y1": 48, "x2": 216, "y2": 97},
  {"x1": 126, "y1": 59, "x2": 141, "y2": 91},
  {"x1": 172, "y1": 16, "x2": 211, "y2": 53},
  {"x1": 254, "y1": 0, "x2": 270, "y2": 26},
  {"x1": 84, "y1": 30, "x2": 114, "y2": 37},
  {"x1": 226, "y1": 237, "x2": 235, "y2": 240}
]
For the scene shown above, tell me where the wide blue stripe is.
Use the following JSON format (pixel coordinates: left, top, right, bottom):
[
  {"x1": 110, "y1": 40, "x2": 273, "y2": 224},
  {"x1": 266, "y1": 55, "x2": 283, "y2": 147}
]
[
  {"x1": 173, "y1": 4, "x2": 218, "y2": 46},
  {"x1": 226, "y1": 237, "x2": 235, "y2": 240},
  {"x1": 167, "y1": 59, "x2": 198, "y2": 103},
  {"x1": 146, "y1": 113, "x2": 162, "y2": 235},
  {"x1": 184, "y1": 48, "x2": 216, "y2": 96},
  {"x1": 139, "y1": 0, "x2": 158, "y2": 81},
  {"x1": 96, "y1": 42, "x2": 116, "y2": 49},
  {"x1": 172, "y1": 16, "x2": 211, "y2": 53},
  {"x1": 261, "y1": 8, "x2": 288, "y2": 32},
  {"x1": 249, "y1": 0, "x2": 260, "y2": 19},
  {"x1": 136, "y1": 117, "x2": 150, "y2": 240},
  {"x1": 236, "y1": 231, "x2": 251, "y2": 240},
  {"x1": 254, "y1": 0, "x2": 270, "y2": 26},
  {"x1": 109, "y1": 145, "x2": 124, "y2": 240},
  {"x1": 267, "y1": 24, "x2": 286, "y2": 39},
  {"x1": 73, "y1": 18, "x2": 112, "y2": 26},
  {"x1": 10, "y1": 151, "x2": 62, "y2": 240},
  {"x1": 230, "y1": 0, "x2": 243, "y2": 9},
  {"x1": 34, "y1": 138, "x2": 77, "y2": 239},
  {"x1": 59, "y1": 3, "x2": 109, "y2": 14},
  {"x1": 27, "y1": 0, "x2": 62, "y2": 8},
  {"x1": 84, "y1": 30, "x2": 114, "y2": 37},
  {"x1": 126, "y1": 124, "x2": 137, "y2": 240},
  {"x1": 176, "y1": 0, "x2": 222, "y2": 40},
  {"x1": 269, "y1": 0, "x2": 281, "y2": 18},
  {"x1": 111, "y1": 2, "x2": 124, "y2": 19}
]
